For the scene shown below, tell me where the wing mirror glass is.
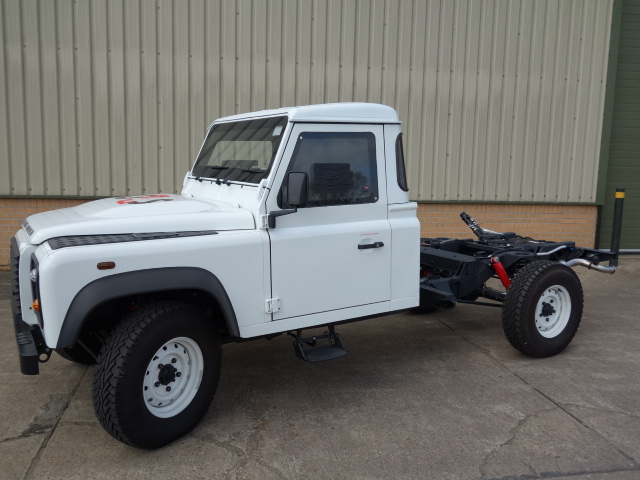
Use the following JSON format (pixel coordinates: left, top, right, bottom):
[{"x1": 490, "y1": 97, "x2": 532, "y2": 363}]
[
  {"x1": 287, "y1": 172, "x2": 308, "y2": 208},
  {"x1": 268, "y1": 172, "x2": 308, "y2": 228}
]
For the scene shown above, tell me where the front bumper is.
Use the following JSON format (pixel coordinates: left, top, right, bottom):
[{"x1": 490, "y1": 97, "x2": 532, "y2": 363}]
[
  {"x1": 12, "y1": 310, "x2": 42, "y2": 375},
  {"x1": 10, "y1": 237, "x2": 49, "y2": 375}
]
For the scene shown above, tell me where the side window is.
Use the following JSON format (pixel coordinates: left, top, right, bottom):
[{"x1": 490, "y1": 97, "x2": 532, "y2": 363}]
[
  {"x1": 395, "y1": 133, "x2": 409, "y2": 192},
  {"x1": 280, "y1": 132, "x2": 378, "y2": 208}
]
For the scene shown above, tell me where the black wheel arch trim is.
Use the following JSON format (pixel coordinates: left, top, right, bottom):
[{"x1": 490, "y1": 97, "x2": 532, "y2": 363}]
[{"x1": 57, "y1": 267, "x2": 240, "y2": 348}]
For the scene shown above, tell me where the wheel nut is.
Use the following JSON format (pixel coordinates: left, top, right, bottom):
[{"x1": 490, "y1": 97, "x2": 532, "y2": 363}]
[
  {"x1": 158, "y1": 364, "x2": 164, "y2": 369},
  {"x1": 154, "y1": 382, "x2": 160, "y2": 387},
  {"x1": 176, "y1": 372, "x2": 181, "y2": 377},
  {"x1": 171, "y1": 358, "x2": 177, "y2": 364},
  {"x1": 166, "y1": 386, "x2": 171, "y2": 392}
]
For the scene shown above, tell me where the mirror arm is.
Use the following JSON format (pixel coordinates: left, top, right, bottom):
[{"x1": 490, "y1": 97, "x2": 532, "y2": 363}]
[{"x1": 267, "y1": 208, "x2": 297, "y2": 228}]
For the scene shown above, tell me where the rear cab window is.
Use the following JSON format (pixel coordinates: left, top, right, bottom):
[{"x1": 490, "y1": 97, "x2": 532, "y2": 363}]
[{"x1": 395, "y1": 133, "x2": 409, "y2": 192}]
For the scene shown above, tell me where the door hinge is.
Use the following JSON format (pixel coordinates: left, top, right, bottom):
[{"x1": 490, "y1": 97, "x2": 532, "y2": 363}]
[
  {"x1": 259, "y1": 214, "x2": 269, "y2": 229},
  {"x1": 265, "y1": 297, "x2": 281, "y2": 313}
]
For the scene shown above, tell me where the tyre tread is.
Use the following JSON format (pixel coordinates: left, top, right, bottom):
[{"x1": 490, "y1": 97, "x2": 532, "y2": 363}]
[
  {"x1": 92, "y1": 301, "x2": 221, "y2": 448},
  {"x1": 502, "y1": 260, "x2": 584, "y2": 358}
]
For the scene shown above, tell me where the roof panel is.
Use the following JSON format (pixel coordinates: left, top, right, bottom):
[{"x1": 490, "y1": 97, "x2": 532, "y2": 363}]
[{"x1": 214, "y1": 102, "x2": 401, "y2": 124}]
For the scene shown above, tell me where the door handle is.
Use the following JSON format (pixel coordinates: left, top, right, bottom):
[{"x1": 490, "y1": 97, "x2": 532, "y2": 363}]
[{"x1": 358, "y1": 242, "x2": 384, "y2": 250}]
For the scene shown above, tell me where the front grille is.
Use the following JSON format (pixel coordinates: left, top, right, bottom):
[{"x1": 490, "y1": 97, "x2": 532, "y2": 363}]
[{"x1": 10, "y1": 238, "x2": 22, "y2": 318}]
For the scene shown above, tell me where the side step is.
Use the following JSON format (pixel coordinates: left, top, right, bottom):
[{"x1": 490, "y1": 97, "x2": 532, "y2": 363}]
[{"x1": 292, "y1": 325, "x2": 348, "y2": 362}]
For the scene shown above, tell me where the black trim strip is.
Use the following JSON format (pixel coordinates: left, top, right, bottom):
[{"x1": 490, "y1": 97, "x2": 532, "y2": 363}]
[{"x1": 47, "y1": 230, "x2": 218, "y2": 250}]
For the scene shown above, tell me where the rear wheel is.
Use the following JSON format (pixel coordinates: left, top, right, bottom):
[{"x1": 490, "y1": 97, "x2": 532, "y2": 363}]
[
  {"x1": 92, "y1": 301, "x2": 221, "y2": 449},
  {"x1": 502, "y1": 261, "x2": 583, "y2": 358}
]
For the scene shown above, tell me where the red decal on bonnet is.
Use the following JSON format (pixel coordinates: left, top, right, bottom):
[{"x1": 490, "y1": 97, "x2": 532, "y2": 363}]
[{"x1": 116, "y1": 195, "x2": 172, "y2": 205}]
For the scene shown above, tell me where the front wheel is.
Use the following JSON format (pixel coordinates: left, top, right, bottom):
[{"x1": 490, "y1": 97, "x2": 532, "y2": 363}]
[
  {"x1": 92, "y1": 301, "x2": 221, "y2": 449},
  {"x1": 502, "y1": 261, "x2": 584, "y2": 358}
]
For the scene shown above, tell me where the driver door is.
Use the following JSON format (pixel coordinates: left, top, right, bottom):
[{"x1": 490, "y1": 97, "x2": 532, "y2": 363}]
[{"x1": 266, "y1": 123, "x2": 391, "y2": 321}]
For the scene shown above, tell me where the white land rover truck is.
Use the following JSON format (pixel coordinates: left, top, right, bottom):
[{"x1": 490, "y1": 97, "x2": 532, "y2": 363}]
[{"x1": 11, "y1": 103, "x2": 617, "y2": 449}]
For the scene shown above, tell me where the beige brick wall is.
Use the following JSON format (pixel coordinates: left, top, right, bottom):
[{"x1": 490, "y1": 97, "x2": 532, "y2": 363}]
[
  {"x1": 417, "y1": 204, "x2": 598, "y2": 247},
  {"x1": 0, "y1": 199, "x2": 598, "y2": 270}
]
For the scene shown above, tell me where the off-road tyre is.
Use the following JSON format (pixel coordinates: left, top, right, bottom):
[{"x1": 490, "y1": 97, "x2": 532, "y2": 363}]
[
  {"x1": 502, "y1": 261, "x2": 583, "y2": 358},
  {"x1": 92, "y1": 301, "x2": 221, "y2": 449},
  {"x1": 56, "y1": 344, "x2": 96, "y2": 365}
]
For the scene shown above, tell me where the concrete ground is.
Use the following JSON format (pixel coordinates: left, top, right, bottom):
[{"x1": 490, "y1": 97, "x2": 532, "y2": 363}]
[{"x1": 1, "y1": 258, "x2": 640, "y2": 480}]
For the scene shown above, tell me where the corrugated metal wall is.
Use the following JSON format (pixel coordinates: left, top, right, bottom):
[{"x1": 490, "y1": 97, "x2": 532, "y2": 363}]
[{"x1": 0, "y1": 0, "x2": 612, "y2": 202}]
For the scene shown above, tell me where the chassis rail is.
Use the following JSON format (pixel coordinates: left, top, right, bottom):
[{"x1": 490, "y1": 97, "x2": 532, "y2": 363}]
[{"x1": 419, "y1": 212, "x2": 617, "y2": 308}]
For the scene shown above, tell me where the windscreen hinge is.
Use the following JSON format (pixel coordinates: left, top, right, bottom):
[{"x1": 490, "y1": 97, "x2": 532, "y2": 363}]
[
  {"x1": 259, "y1": 214, "x2": 269, "y2": 229},
  {"x1": 265, "y1": 298, "x2": 281, "y2": 314}
]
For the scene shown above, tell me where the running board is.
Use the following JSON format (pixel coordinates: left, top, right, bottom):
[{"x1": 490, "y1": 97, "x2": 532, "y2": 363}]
[{"x1": 292, "y1": 325, "x2": 348, "y2": 362}]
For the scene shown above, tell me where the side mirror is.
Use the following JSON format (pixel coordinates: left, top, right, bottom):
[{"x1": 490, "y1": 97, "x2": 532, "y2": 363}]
[
  {"x1": 287, "y1": 172, "x2": 308, "y2": 208},
  {"x1": 268, "y1": 172, "x2": 308, "y2": 228}
]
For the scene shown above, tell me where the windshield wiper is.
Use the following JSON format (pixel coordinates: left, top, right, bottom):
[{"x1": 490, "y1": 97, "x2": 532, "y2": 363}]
[
  {"x1": 194, "y1": 165, "x2": 229, "y2": 181},
  {"x1": 237, "y1": 167, "x2": 267, "y2": 182}
]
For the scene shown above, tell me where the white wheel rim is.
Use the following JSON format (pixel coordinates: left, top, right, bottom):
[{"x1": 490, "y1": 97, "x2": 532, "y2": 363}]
[
  {"x1": 535, "y1": 285, "x2": 571, "y2": 338},
  {"x1": 142, "y1": 337, "x2": 204, "y2": 418}
]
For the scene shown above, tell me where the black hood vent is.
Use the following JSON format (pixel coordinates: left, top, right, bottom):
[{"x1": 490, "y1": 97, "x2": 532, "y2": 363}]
[
  {"x1": 47, "y1": 230, "x2": 218, "y2": 250},
  {"x1": 22, "y1": 221, "x2": 34, "y2": 236}
]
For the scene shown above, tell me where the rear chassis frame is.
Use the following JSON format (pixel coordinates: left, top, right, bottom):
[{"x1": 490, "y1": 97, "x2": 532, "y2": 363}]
[{"x1": 419, "y1": 233, "x2": 617, "y2": 309}]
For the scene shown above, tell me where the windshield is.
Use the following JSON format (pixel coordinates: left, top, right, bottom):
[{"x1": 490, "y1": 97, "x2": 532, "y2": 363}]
[{"x1": 192, "y1": 116, "x2": 288, "y2": 184}]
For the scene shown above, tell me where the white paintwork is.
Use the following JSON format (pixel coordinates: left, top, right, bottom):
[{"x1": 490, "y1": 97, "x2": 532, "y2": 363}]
[
  {"x1": 266, "y1": 123, "x2": 392, "y2": 321},
  {"x1": 14, "y1": 103, "x2": 420, "y2": 349},
  {"x1": 214, "y1": 103, "x2": 401, "y2": 125},
  {"x1": 25, "y1": 194, "x2": 255, "y2": 244},
  {"x1": 382, "y1": 123, "x2": 421, "y2": 302},
  {"x1": 388, "y1": 208, "x2": 421, "y2": 302},
  {"x1": 33, "y1": 230, "x2": 268, "y2": 347}
]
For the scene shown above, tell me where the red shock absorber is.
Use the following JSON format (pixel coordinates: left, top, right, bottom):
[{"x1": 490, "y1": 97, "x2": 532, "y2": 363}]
[{"x1": 491, "y1": 257, "x2": 511, "y2": 290}]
